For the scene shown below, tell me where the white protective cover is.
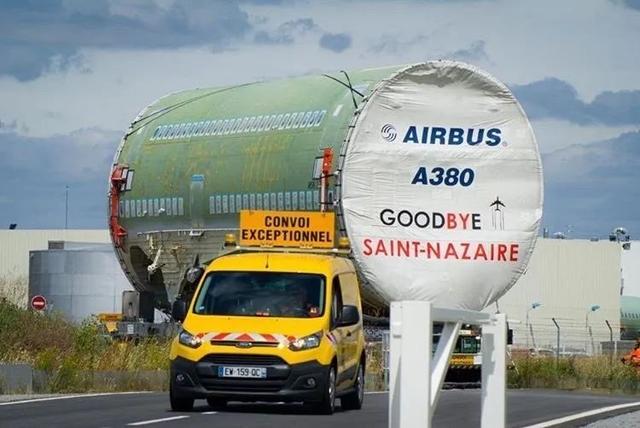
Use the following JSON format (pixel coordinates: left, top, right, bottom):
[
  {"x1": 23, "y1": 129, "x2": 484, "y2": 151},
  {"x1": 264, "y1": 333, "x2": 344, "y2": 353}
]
[{"x1": 341, "y1": 61, "x2": 543, "y2": 310}]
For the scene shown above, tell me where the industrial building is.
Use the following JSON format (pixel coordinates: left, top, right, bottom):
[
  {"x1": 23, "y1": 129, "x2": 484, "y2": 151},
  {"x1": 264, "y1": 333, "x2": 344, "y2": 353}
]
[
  {"x1": 0, "y1": 230, "x2": 109, "y2": 306},
  {"x1": 29, "y1": 242, "x2": 132, "y2": 323},
  {"x1": 490, "y1": 239, "x2": 622, "y2": 355}
]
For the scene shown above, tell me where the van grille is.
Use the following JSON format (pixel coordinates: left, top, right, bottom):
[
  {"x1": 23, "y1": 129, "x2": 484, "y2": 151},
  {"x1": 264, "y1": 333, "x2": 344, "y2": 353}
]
[
  {"x1": 197, "y1": 354, "x2": 290, "y2": 392},
  {"x1": 211, "y1": 340, "x2": 279, "y2": 348},
  {"x1": 200, "y1": 354, "x2": 287, "y2": 366},
  {"x1": 199, "y1": 378, "x2": 285, "y2": 392}
]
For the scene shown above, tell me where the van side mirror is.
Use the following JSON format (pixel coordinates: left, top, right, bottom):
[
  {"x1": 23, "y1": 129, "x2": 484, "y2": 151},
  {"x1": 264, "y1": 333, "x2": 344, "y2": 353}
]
[
  {"x1": 172, "y1": 299, "x2": 187, "y2": 322},
  {"x1": 338, "y1": 305, "x2": 360, "y2": 327}
]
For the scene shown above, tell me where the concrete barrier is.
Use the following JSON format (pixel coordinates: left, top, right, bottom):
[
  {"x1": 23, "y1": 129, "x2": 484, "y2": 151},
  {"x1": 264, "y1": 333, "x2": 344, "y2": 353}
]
[
  {"x1": 0, "y1": 364, "x2": 168, "y2": 394},
  {"x1": 0, "y1": 364, "x2": 33, "y2": 394}
]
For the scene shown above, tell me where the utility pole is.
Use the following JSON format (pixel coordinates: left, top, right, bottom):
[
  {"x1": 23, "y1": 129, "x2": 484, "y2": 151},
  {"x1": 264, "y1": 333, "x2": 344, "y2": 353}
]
[
  {"x1": 585, "y1": 305, "x2": 601, "y2": 355},
  {"x1": 605, "y1": 320, "x2": 613, "y2": 365},
  {"x1": 65, "y1": 185, "x2": 69, "y2": 229},
  {"x1": 526, "y1": 302, "x2": 541, "y2": 351},
  {"x1": 552, "y1": 318, "x2": 560, "y2": 367}
]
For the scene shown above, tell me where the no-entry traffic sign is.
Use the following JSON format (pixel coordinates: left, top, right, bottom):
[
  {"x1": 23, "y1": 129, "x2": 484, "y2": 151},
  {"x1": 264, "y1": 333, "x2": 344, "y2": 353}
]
[{"x1": 31, "y1": 295, "x2": 47, "y2": 311}]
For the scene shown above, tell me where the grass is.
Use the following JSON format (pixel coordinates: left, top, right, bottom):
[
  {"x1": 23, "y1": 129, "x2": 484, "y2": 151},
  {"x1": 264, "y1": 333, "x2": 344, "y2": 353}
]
[
  {"x1": 0, "y1": 274, "x2": 27, "y2": 308},
  {"x1": 0, "y1": 299, "x2": 169, "y2": 393},
  {"x1": 6, "y1": 296, "x2": 638, "y2": 395},
  {"x1": 509, "y1": 355, "x2": 640, "y2": 393},
  {"x1": 365, "y1": 342, "x2": 387, "y2": 391},
  {"x1": 0, "y1": 299, "x2": 387, "y2": 393}
]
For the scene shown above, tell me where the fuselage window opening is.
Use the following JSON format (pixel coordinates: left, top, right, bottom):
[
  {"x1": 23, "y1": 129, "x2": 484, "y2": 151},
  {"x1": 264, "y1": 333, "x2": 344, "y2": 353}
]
[
  {"x1": 315, "y1": 110, "x2": 326, "y2": 126},
  {"x1": 308, "y1": 111, "x2": 320, "y2": 127},
  {"x1": 151, "y1": 126, "x2": 162, "y2": 140},
  {"x1": 219, "y1": 119, "x2": 229, "y2": 135},
  {"x1": 275, "y1": 114, "x2": 285, "y2": 130},
  {"x1": 167, "y1": 124, "x2": 177, "y2": 139},
  {"x1": 192, "y1": 121, "x2": 203, "y2": 136},
  {"x1": 230, "y1": 118, "x2": 241, "y2": 134},
  {"x1": 179, "y1": 123, "x2": 188, "y2": 138},
  {"x1": 292, "y1": 112, "x2": 304, "y2": 128},
  {"x1": 286, "y1": 112, "x2": 297, "y2": 129},
  {"x1": 211, "y1": 120, "x2": 223, "y2": 135},
  {"x1": 162, "y1": 125, "x2": 172, "y2": 139},
  {"x1": 185, "y1": 122, "x2": 194, "y2": 137},
  {"x1": 301, "y1": 111, "x2": 313, "y2": 127}
]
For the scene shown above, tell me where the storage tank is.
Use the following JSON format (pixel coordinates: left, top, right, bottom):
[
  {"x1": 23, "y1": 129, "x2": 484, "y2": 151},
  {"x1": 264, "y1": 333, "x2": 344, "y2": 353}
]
[
  {"x1": 109, "y1": 61, "x2": 543, "y2": 313},
  {"x1": 29, "y1": 242, "x2": 133, "y2": 322}
]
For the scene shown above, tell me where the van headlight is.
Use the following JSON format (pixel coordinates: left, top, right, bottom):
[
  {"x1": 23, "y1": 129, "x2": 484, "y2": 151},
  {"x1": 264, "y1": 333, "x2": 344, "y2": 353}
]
[
  {"x1": 178, "y1": 329, "x2": 202, "y2": 349},
  {"x1": 289, "y1": 331, "x2": 323, "y2": 351}
]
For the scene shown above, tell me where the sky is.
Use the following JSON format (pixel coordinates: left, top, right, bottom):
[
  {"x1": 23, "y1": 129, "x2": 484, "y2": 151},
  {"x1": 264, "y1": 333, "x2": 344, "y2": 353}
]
[{"x1": 0, "y1": 0, "x2": 638, "y2": 238}]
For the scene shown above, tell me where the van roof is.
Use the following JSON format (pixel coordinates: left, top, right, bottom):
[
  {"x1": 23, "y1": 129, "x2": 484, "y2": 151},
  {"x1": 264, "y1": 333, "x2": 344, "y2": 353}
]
[{"x1": 208, "y1": 251, "x2": 349, "y2": 275}]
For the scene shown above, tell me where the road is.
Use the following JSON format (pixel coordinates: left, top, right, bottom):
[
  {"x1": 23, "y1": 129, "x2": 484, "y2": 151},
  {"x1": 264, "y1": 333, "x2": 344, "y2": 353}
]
[{"x1": 2, "y1": 390, "x2": 640, "y2": 428}]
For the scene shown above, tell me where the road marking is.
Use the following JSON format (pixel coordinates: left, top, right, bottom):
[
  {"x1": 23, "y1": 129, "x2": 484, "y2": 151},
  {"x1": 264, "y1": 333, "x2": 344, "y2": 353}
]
[
  {"x1": 332, "y1": 104, "x2": 343, "y2": 117},
  {"x1": 525, "y1": 401, "x2": 640, "y2": 427},
  {"x1": 0, "y1": 392, "x2": 150, "y2": 406},
  {"x1": 201, "y1": 411, "x2": 218, "y2": 415},
  {"x1": 127, "y1": 416, "x2": 190, "y2": 426}
]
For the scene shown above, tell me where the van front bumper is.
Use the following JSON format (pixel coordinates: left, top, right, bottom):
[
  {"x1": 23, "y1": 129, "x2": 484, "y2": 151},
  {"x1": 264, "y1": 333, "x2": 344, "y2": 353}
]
[{"x1": 170, "y1": 355, "x2": 329, "y2": 403}]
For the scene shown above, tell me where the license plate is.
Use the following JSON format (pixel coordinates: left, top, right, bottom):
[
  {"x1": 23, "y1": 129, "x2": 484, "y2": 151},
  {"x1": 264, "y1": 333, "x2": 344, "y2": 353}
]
[{"x1": 218, "y1": 366, "x2": 267, "y2": 378}]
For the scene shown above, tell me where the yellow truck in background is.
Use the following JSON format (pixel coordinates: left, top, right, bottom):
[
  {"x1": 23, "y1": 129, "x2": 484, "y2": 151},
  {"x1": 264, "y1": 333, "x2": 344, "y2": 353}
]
[{"x1": 169, "y1": 210, "x2": 366, "y2": 414}]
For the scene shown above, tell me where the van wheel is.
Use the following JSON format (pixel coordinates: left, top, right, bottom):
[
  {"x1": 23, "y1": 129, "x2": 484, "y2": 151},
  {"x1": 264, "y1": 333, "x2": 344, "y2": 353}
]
[
  {"x1": 170, "y1": 386, "x2": 194, "y2": 411},
  {"x1": 206, "y1": 397, "x2": 227, "y2": 410},
  {"x1": 313, "y1": 366, "x2": 336, "y2": 414},
  {"x1": 341, "y1": 363, "x2": 364, "y2": 410}
]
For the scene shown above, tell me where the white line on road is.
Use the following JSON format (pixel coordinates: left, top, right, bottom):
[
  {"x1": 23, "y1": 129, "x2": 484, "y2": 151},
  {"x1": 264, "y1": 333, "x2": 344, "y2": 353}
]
[
  {"x1": 525, "y1": 401, "x2": 640, "y2": 427},
  {"x1": 201, "y1": 411, "x2": 218, "y2": 415},
  {"x1": 0, "y1": 392, "x2": 150, "y2": 406},
  {"x1": 127, "y1": 416, "x2": 190, "y2": 426}
]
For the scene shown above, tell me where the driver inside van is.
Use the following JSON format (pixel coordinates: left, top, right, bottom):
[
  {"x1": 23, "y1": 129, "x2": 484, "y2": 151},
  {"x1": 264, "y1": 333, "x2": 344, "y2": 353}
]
[{"x1": 277, "y1": 283, "x2": 320, "y2": 317}]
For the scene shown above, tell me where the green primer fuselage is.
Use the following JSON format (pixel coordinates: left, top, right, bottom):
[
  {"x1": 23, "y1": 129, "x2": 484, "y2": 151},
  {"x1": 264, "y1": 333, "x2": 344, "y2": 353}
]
[{"x1": 113, "y1": 65, "x2": 404, "y2": 310}]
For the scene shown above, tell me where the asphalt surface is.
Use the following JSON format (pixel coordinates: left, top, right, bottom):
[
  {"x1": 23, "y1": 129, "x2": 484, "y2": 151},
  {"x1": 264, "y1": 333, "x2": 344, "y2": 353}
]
[{"x1": 2, "y1": 390, "x2": 640, "y2": 428}]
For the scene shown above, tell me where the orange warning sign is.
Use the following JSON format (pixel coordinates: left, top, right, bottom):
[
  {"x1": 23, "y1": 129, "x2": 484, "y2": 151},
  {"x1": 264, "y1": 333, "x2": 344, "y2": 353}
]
[{"x1": 239, "y1": 210, "x2": 335, "y2": 248}]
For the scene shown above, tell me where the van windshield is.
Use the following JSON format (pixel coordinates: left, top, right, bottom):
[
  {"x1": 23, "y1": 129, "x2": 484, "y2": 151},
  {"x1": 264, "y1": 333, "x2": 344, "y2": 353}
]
[{"x1": 193, "y1": 271, "x2": 325, "y2": 318}]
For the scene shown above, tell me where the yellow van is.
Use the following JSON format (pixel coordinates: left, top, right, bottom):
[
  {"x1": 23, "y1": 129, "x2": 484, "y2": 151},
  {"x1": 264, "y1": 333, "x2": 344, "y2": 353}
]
[{"x1": 169, "y1": 249, "x2": 366, "y2": 414}]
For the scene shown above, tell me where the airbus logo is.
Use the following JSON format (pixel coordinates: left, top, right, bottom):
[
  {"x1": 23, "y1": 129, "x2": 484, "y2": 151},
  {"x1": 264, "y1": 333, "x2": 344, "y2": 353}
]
[
  {"x1": 382, "y1": 125, "x2": 504, "y2": 147},
  {"x1": 381, "y1": 124, "x2": 397, "y2": 142}
]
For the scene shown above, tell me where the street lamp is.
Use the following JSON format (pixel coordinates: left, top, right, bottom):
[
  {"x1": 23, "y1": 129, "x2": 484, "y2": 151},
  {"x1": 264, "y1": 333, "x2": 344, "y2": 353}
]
[
  {"x1": 526, "y1": 302, "x2": 542, "y2": 350},
  {"x1": 585, "y1": 305, "x2": 601, "y2": 355}
]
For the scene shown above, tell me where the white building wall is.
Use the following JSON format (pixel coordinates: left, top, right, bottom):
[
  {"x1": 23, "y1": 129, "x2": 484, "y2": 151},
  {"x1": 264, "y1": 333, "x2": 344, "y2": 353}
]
[
  {"x1": 0, "y1": 230, "x2": 110, "y2": 305},
  {"x1": 622, "y1": 241, "x2": 640, "y2": 297},
  {"x1": 488, "y1": 238, "x2": 621, "y2": 355}
]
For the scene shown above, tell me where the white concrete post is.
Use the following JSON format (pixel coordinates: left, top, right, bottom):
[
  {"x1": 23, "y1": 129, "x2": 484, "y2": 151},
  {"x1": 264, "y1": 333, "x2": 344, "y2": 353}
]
[
  {"x1": 430, "y1": 321, "x2": 461, "y2": 412},
  {"x1": 389, "y1": 301, "x2": 432, "y2": 428},
  {"x1": 481, "y1": 313, "x2": 507, "y2": 428}
]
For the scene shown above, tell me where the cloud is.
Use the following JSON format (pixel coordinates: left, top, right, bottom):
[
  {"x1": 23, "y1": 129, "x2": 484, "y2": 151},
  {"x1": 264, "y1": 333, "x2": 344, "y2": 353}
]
[
  {"x1": 0, "y1": 0, "x2": 252, "y2": 81},
  {"x1": 0, "y1": 118, "x2": 17, "y2": 132},
  {"x1": 542, "y1": 130, "x2": 640, "y2": 237},
  {"x1": 612, "y1": 0, "x2": 640, "y2": 11},
  {"x1": 319, "y1": 32, "x2": 352, "y2": 53},
  {"x1": 449, "y1": 40, "x2": 490, "y2": 63},
  {"x1": 513, "y1": 78, "x2": 640, "y2": 126},
  {"x1": 254, "y1": 18, "x2": 317, "y2": 44},
  {"x1": 369, "y1": 34, "x2": 428, "y2": 54},
  {"x1": 0, "y1": 128, "x2": 121, "y2": 228}
]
